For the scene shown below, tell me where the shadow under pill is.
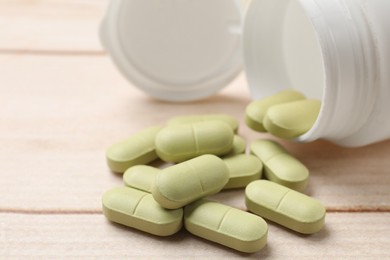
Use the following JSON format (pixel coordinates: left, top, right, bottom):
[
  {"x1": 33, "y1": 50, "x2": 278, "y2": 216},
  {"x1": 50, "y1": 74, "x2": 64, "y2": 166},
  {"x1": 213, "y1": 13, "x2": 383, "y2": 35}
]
[
  {"x1": 267, "y1": 220, "x2": 330, "y2": 242},
  {"x1": 106, "y1": 219, "x2": 190, "y2": 244},
  {"x1": 185, "y1": 231, "x2": 270, "y2": 258}
]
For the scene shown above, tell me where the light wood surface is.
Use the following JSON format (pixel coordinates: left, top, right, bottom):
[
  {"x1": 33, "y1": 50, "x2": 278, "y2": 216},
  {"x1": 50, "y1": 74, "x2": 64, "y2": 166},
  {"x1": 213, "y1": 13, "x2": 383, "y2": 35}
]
[{"x1": 1, "y1": 1, "x2": 389, "y2": 258}]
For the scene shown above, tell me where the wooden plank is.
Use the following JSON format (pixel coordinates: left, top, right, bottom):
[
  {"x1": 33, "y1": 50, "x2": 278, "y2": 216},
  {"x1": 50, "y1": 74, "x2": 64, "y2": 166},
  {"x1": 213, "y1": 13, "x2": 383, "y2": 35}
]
[
  {"x1": 0, "y1": 0, "x2": 107, "y2": 52},
  {"x1": 1, "y1": 213, "x2": 389, "y2": 258},
  {"x1": 0, "y1": 54, "x2": 390, "y2": 212}
]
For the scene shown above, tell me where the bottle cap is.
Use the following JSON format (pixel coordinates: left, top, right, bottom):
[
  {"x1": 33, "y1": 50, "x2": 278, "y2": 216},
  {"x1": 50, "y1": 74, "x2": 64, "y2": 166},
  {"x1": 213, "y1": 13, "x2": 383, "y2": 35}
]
[{"x1": 101, "y1": 0, "x2": 243, "y2": 101}]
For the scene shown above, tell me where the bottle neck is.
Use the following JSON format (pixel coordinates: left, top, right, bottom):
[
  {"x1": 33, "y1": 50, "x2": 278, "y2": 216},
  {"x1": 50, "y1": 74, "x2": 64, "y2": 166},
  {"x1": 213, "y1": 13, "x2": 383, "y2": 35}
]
[{"x1": 298, "y1": 0, "x2": 378, "y2": 144}]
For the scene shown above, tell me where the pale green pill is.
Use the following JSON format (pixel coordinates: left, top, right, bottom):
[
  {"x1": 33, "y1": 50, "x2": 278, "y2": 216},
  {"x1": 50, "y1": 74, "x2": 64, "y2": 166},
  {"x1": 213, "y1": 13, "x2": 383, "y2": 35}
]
[
  {"x1": 224, "y1": 135, "x2": 246, "y2": 157},
  {"x1": 245, "y1": 89, "x2": 306, "y2": 132},
  {"x1": 152, "y1": 155, "x2": 229, "y2": 209},
  {"x1": 167, "y1": 114, "x2": 239, "y2": 133},
  {"x1": 184, "y1": 199, "x2": 268, "y2": 253},
  {"x1": 123, "y1": 165, "x2": 160, "y2": 193},
  {"x1": 102, "y1": 186, "x2": 183, "y2": 236},
  {"x1": 263, "y1": 99, "x2": 321, "y2": 139},
  {"x1": 106, "y1": 126, "x2": 161, "y2": 173},
  {"x1": 223, "y1": 154, "x2": 263, "y2": 189},
  {"x1": 155, "y1": 121, "x2": 234, "y2": 163},
  {"x1": 251, "y1": 139, "x2": 309, "y2": 192},
  {"x1": 245, "y1": 180, "x2": 326, "y2": 234}
]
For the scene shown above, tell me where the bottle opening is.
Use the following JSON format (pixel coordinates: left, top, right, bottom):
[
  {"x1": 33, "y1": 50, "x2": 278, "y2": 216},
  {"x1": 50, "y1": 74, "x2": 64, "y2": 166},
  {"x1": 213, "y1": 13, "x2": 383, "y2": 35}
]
[
  {"x1": 243, "y1": 0, "x2": 325, "y2": 101},
  {"x1": 244, "y1": 0, "x2": 380, "y2": 145}
]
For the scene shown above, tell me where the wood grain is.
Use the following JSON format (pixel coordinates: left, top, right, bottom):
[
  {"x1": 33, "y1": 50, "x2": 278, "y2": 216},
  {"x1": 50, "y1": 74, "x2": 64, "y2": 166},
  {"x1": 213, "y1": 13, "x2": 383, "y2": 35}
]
[
  {"x1": 1, "y1": 213, "x2": 389, "y2": 259},
  {"x1": 0, "y1": 0, "x2": 107, "y2": 52}
]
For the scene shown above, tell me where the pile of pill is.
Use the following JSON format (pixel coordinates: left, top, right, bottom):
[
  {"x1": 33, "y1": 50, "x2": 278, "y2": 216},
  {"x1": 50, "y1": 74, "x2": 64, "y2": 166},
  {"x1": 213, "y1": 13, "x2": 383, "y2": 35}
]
[
  {"x1": 245, "y1": 89, "x2": 321, "y2": 139},
  {"x1": 102, "y1": 90, "x2": 326, "y2": 253}
]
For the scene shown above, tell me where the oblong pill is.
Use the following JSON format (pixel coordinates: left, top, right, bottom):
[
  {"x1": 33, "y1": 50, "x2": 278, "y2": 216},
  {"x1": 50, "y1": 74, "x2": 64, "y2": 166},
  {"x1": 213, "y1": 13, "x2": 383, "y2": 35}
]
[
  {"x1": 152, "y1": 155, "x2": 229, "y2": 209},
  {"x1": 184, "y1": 199, "x2": 268, "y2": 253},
  {"x1": 245, "y1": 89, "x2": 306, "y2": 132},
  {"x1": 251, "y1": 139, "x2": 309, "y2": 192},
  {"x1": 102, "y1": 187, "x2": 183, "y2": 236},
  {"x1": 167, "y1": 114, "x2": 239, "y2": 133},
  {"x1": 106, "y1": 126, "x2": 161, "y2": 173},
  {"x1": 123, "y1": 165, "x2": 160, "y2": 193},
  {"x1": 245, "y1": 180, "x2": 326, "y2": 234},
  {"x1": 224, "y1": 135, "x2": 247, "y2": 157},
  {"x1": 263, "y1": 99, "x2": 321, "y2": 139},
  {"x1": 155, "y1": 121, "x2": 234, "y2": 163},
  {"x1": 223, "y1": 154, "x2": 263, "y2": 189}
]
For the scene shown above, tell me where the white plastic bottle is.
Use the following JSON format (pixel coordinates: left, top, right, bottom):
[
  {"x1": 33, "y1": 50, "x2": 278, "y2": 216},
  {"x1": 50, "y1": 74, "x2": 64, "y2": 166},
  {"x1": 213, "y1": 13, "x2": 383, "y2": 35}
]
[{"x1": 243, "y1": 0, "x2": 390, "y2": 147}]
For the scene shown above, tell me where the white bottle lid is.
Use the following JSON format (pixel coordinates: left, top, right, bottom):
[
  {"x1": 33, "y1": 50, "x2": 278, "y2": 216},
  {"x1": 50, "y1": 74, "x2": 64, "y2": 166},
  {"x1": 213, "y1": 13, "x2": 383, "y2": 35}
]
[{"x1": 101, "y1": 0, "x2": 243, "y2": 102}]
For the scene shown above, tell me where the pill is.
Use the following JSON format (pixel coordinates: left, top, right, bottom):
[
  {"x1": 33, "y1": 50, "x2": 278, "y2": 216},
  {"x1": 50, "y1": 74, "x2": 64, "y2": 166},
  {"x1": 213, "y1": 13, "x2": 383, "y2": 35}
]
[
  {"x1": 102, "y1": 186, "x2": 183, "y2": 236},
  {"x1": 167, "y1": 114, "x2": 239, "y2": 133},
  {"x1": 106, "y1": 126, "x2": 161, "y2": 173},
  {"x1": 245, "y1": 89, "x2": 306, "y2": 132},
  {"x1": 245, "y1": 180, "x2": 326, "y2": 234},
  {"x1": 155, "y1": 121, "x2": 234, "y2": 163},
  {"x1": 123, "y1": 165, "x2": 160, "y2": 193},
  {"x1": 223, "y1": 154, "x2": 263, "y2": 189},
  {"x1": 224, "y1": 135, "x2": 246, "y2": 157},
  {"x1": 152, "y1": 155, "x2": 229, "y2": 209},
  {"x1": 263, "y1": 99, "x2": 321, "y2": 139},
  {"x1": 184, "y1": 199, "x2": 268, "y2": 253},
  {"x1": 250, "y1": 139, "x2": 309, "y2": 192}
]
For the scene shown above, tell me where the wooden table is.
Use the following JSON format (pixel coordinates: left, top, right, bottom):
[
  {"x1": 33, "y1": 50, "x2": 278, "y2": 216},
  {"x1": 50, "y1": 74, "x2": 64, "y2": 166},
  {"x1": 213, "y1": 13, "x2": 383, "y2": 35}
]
[{"x1": 1, "y1": 1, "x2": 389, "y2": 258}]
